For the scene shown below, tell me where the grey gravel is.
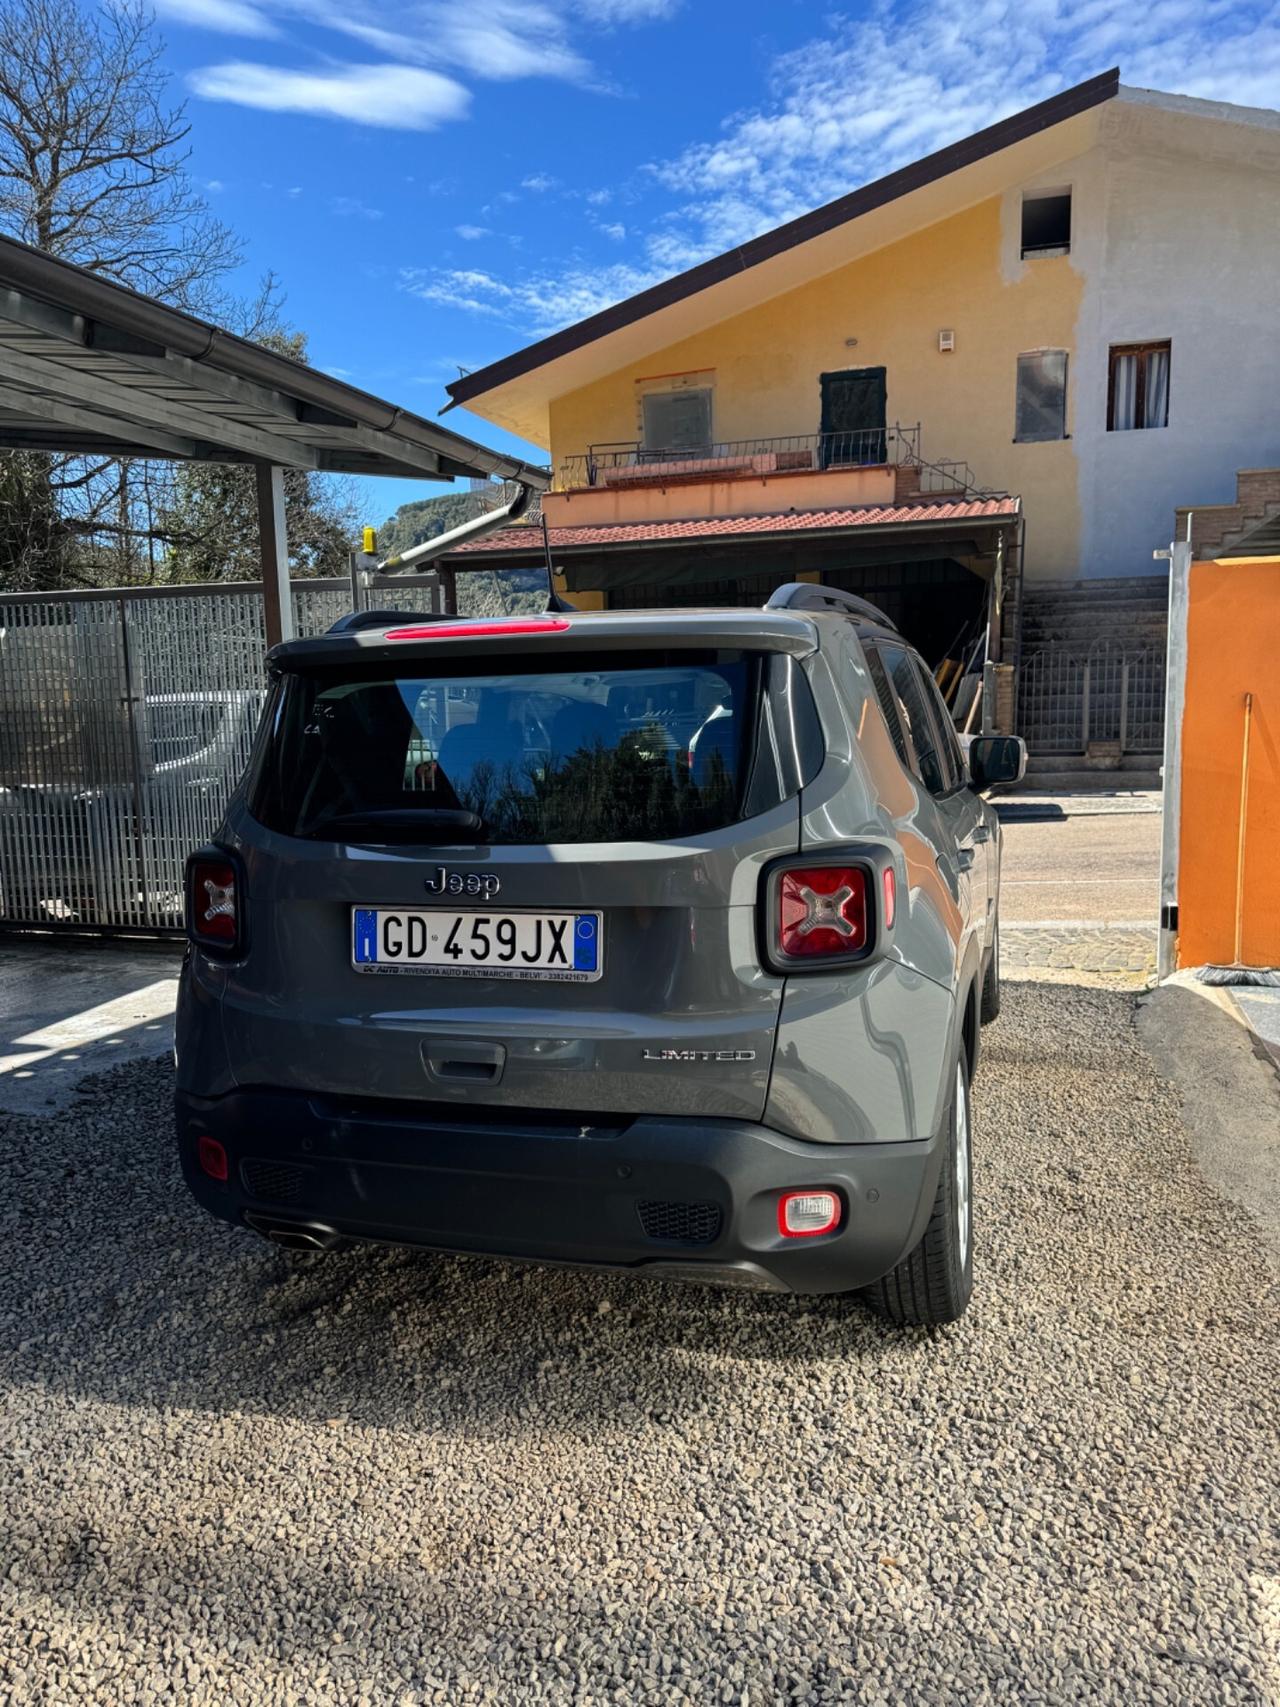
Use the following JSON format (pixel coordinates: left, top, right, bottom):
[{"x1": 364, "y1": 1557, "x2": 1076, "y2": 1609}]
[{"x1": 2, "y1": 982, "x2": 1279, "y2": 1704}]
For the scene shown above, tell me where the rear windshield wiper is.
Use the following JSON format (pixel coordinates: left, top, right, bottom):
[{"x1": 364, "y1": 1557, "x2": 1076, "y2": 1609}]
[{"x1": 306, "y1": 808, "x2": 484, "y2": 842}]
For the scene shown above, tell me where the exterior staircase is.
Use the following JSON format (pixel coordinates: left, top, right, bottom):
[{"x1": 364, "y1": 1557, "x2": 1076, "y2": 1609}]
[
  {"x1": 1176, "y1": 469, "x2": 1280, "y2": 560},
  {"x1": 1014, "y1": 575, "x2": 1169, "y2": 792}
]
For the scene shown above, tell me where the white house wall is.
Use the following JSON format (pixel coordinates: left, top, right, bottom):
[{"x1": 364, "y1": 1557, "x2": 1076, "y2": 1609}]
[{"x1": 1074, "y1": 128, "x2": 1280, "y2": 578}]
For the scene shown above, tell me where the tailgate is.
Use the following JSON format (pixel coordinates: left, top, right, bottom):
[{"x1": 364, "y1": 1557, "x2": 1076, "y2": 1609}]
[{"x1": 213, "y1": 639, "x2": 820, "y2": 1121}]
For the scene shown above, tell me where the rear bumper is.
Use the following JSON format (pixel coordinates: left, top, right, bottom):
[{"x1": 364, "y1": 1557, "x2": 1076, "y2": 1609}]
[{"x1": 175, "y1": 1087, "x2": 944, "y2": 1295}]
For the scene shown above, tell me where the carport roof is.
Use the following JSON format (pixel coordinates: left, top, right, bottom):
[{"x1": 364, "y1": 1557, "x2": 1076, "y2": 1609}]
[{"x1": 0, "y1": 234, "x2": 548, "y2": 487}]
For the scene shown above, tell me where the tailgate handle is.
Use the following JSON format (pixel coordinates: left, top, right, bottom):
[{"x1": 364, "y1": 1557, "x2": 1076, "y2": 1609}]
[{"x1": 423, "y1": 1040, "x2": 506, "y2": 1085}]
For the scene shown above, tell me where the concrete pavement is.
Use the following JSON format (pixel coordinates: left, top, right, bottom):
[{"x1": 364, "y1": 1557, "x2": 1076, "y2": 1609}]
[
  {"x1": 0, "y1": 940, "x2": 181, "y2": 1114},
  {"x1": 997, "y1": 805, "x2": 1162, "y2": 929}
]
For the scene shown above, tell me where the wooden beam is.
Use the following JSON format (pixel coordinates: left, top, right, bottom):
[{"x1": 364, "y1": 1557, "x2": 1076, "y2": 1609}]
[
  {"x1": 0, "y1": 379, "x2": 199, "y2": 459},
  {"x1": 1, "y1": 345, "x2": 318, "y2": 468}
]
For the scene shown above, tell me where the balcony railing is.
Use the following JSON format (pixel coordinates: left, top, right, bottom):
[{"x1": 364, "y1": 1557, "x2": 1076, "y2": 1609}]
[{"x1": 552, "y1": 423, "x2": 991, "y2": 499}]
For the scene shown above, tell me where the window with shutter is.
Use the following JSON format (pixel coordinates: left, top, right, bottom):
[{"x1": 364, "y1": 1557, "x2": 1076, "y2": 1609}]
[
  {"x1": 641, "y1": 389, "x2": 712, "y2": 455},
  {"x1": 1014, "y1": 350, "x2": 1068, "y2": 443}
]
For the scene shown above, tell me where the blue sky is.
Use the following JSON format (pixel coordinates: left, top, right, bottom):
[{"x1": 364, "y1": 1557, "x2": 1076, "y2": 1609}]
[{"x1": 154, "y1": 0, "x2": 1280, "y2": 525}]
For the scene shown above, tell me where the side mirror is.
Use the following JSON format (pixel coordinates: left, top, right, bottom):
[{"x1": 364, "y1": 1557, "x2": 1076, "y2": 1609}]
[{"x1": 967, "y1": 735, "x2": 1026, "y2": 791}]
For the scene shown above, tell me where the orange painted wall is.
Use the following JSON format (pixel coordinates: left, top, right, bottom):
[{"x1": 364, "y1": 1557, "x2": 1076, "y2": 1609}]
[{"x1": 1177, "y1": 558, "x2": 1280, "y2": 969}]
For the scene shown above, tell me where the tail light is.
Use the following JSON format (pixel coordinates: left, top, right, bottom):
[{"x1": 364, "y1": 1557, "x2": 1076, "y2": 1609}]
[
  {"x1": 760, "y1": 848, "x2": 896, "y2": 974},
  {"x1": 186, "y1": 846, "x2": 244, "y2": 956},
  {"x1": 779, "y1": 865, "x2": 868, "y2": 957}
]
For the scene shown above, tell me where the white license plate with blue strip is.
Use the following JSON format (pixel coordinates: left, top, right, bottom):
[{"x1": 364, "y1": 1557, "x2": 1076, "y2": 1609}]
[{"x1": 352, "y1": 907, "x2": 602, "y2": 981}]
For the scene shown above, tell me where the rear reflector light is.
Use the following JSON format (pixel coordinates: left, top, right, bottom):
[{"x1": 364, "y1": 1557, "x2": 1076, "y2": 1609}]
[
  {"x1": 197, "y1": 1136, "x2": 228, "y2": 1182},
  {"x1": 778, "y1": 1190, "x2": 841, "y2": 1238},
  {"x1": 882, "y1": 866, "x2": 896, "y2": 930},
  {"x1": 186, "y1": 851, "x2": 241, "y2": 954},
  {"x1": 383, "y1": 618, "x2": 571, "y2": 641},
  {"x1": 777, "y1": 865, "x2": 867, "y2": 958}
]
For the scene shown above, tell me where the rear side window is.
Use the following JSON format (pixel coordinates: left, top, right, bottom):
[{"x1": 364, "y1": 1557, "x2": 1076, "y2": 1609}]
[
  {"x1": 862, "y1": 646, "x2": 912, "y2": 770},
  {"x1": 876, "y1": 644, "x2": 949, "y2": 797},
  {"x1": 250, "y1": 649, "x2": 791, "y2": 845},
  {"x1": 914, "y1": 659, "x2": 966, "y2": 790}
]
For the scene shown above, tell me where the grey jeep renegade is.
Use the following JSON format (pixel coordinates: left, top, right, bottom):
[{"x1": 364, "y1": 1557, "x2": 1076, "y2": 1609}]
[{"x1": 176, "y1": 584, "x2": 1023, "y2": 1325}]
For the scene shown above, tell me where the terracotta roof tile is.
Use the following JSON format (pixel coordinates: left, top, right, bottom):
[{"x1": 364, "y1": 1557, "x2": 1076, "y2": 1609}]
[{"x1": 448, "y1": 498, "x2": 1019, "y2": 555}]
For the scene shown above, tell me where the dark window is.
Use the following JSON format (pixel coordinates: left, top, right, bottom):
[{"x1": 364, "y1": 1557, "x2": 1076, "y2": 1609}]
[
  {"x1": 913, "y1": 659, "x2": 966, "y2": 792},
  {"x1": 641, "y1": 389, "x2": 712, "y2": 455},
  {"x1": 250, "y1": 650, "x2": 770, "y2": 846},
  {"x1": 1015, "y1": 350, "x2": 1068, "y2": 443},
  {"x1": 1021, "y1": 191, "x2": 1071, "y2": 257},
  {"x1": 878, "y1": 644, "x2": 948, "y2": 797},
  {"x1": 862, "y1": 645, "x2": 911, "y2": 770},
  {"x1": 1108, "y1": 341, "x2": 1171, "y2": 431}
]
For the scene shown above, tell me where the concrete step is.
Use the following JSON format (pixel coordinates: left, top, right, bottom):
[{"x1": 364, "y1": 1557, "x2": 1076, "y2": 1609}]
[
  {"x1": 1026, "y1": 751, "x2": 1161, "y2": 771},
  {"x1": 1021, "y1": 614, "x2": 1166, "y2": 629},
  {"x1": 1024, "y1": 575, "x2": 1168, "y2": 597},
  {"x1": 1014, "y1": 768, "x2": 1163, "y2": 792},
  {"x1": 1022, "y1": 617, "x2": 1167, "y2": 641}
]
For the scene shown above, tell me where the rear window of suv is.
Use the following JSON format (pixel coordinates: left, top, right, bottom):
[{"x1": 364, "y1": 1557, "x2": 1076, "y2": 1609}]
[{"x1": 249, "y1": 648, "x2": 775, "y2": 845}]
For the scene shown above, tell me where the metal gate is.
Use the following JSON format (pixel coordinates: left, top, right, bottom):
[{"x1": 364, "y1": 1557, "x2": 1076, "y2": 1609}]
[
  {"x1": 1017, "y1": 642, "x2": 1165, "y2": 756},
  {"x1": 0, "y1": 579, "x2": 438, "y2": 932}
]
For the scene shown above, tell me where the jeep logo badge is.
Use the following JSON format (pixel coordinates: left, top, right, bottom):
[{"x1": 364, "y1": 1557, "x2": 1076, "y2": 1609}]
[{"x1": 424, "y1": 866, "x2": 501, "y2": 901}]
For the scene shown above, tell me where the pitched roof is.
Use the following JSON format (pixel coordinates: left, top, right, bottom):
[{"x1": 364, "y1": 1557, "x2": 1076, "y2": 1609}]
[
  {"x1": 446, "y1": 498, "x2": 1020, "y2": 557},
  {"x1": 445, "y1": 70, "x2": 1120, "y2": 417}
]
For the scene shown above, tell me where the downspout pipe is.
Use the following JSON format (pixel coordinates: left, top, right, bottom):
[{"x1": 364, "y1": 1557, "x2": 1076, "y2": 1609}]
[{"x1": 376, "y1": 480, "x2": 538, "y2": 574}]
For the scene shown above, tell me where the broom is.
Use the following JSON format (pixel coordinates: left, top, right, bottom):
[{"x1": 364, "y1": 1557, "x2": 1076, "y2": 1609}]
[{"x1": 1197, "y1": 691, "x2": 1280, "y2": 987}]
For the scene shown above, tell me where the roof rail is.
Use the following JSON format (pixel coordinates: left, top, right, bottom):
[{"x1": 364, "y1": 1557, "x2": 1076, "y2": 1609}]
[
  {"x1": 326, "y1": 608, "x2": 442, "y2": 634},
  {"x1": 765, "y1": 582, "x2": 899, "y2": 631}
]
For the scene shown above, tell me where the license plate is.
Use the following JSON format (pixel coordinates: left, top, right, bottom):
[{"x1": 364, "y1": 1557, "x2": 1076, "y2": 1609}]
[{"x1": 351, "y1": 907, "x2": 602, "y2": 981}]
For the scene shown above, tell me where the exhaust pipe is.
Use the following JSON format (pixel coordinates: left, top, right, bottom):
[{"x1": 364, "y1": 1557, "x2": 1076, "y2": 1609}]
[{"x1": 245, "y1": 1215, "x2": 345, "y2": 1253}]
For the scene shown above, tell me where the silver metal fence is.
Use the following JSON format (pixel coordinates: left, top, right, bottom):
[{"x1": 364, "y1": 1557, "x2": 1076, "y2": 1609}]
[
  {"x1": 1018, "y1": 642, "x2": 1166, "y2": 757},
  {"x1": 0, "y1": 577, "x2": 440, "y2": 934}
]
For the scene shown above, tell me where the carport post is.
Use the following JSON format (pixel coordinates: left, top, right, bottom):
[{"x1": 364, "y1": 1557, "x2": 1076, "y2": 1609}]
[
  {"x1": 256, "y1": 463, "x2": 294, "y2": 648},
  {"x1": 1157, "y1": 538, "x2": 1192, "y2": 980}
]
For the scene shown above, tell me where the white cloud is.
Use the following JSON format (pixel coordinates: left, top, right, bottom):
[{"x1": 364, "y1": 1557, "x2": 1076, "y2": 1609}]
[
  {"x1": 323, "y1": 365, "x2": 353, "y2": 377},
  {"x1": 573, "y1": 0, "x2": 678, "y2": 16},
  {"x1": 402, "y1": 267, "x2": 520, "y2": 315},
  {"x1": 455, "y1": 223, "x2": 491, "y2": 239},
  {"x1": 155, "y1": 0, "x2": 277, "y2": 36},
  {"x1": 585, "y1": 187, "x2": 612, "y2": 205},
  {"x1": 205, "y1": 178, "x2": 226, "y2": 192},
  {"x1": 331, "y1": 195, "x2": 384, "y2": 219},
  {"x1": 520, "y1": 173, "x2": 559, "y2": 192},
  {"x1": 401, "y1": 258, "x2": 666, "y2": 328},
  {"x1": 179, "y1": 0, "x2": 681, "y2": 111},
  {"x1": 599, "y1": 221, "x2": 626, "y2": 240},
  {"x1": 189, "y1": 60, "x2": 471, "y2": 127}
]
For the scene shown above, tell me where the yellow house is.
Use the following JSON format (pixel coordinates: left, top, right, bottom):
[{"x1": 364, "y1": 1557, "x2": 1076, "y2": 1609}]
[{"x1": 441, "y1": 69, "x2": 1280, "y2": 750}]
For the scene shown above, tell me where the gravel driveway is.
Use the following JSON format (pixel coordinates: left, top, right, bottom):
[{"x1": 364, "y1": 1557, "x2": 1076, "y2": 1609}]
[{"x1": 2, "y1": 983, "x2": 1278, "y2": 1705}]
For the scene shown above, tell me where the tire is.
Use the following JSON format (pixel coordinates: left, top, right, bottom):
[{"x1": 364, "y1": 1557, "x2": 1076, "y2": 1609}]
[
  {"x1": 980, "y1": 924, "x2": 1001, "y2": 1025},
  {"x1": 865, "y1": 1045, "x2": 974, "y2": 1326}
]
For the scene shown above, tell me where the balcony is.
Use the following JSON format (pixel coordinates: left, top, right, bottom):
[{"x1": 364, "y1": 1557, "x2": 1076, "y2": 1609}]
[{"x1": 544, "y1": 424, "x2": 990, "y2": 529}]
